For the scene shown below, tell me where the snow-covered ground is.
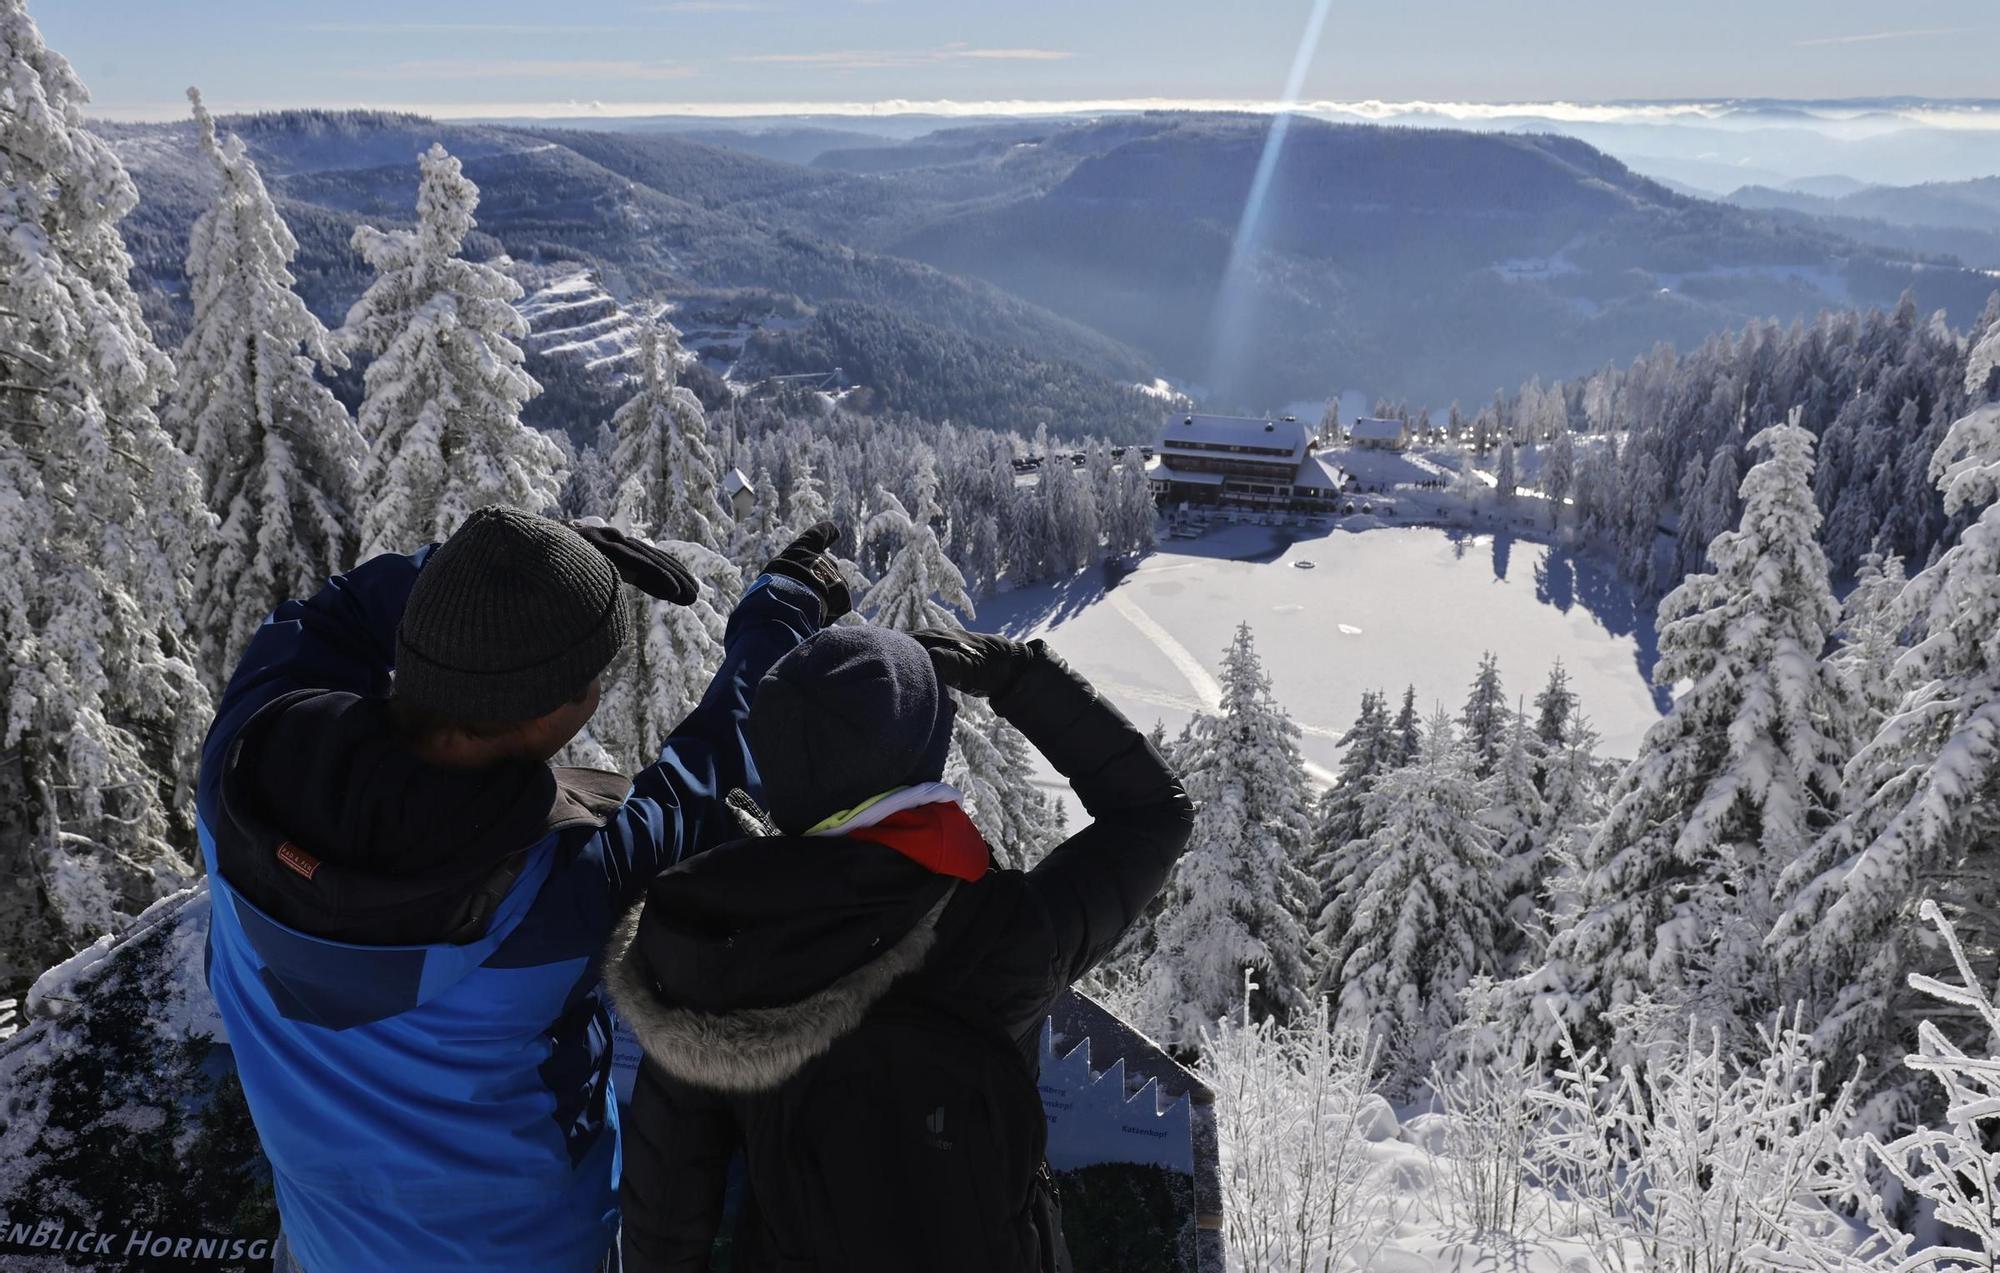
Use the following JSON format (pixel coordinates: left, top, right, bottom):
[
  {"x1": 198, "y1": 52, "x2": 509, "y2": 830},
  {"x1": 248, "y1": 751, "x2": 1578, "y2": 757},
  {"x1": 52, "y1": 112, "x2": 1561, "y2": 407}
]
[{"x1": 981, "y1": 523, "x2": 1665, "y2": 812}]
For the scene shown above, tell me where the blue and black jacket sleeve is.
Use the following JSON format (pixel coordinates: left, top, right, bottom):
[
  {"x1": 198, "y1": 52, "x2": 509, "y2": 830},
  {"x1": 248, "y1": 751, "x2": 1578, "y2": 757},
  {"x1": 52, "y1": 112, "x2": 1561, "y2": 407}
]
[
  {"x1": 591, "y1": 575, "x2": 823, "y2": 909},
  {"x1": 201, "y1": 549, "x2": 432, "y2": 803}
]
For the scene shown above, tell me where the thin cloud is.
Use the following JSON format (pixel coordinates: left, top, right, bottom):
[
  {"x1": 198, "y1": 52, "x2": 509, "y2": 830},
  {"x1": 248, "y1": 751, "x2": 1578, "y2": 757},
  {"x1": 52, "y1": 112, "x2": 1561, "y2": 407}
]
[
  {"x1": 644, "y1": 2, "x2": 775, "y2": 11},
  {"x1": 1794, "y1": 26, "x2": 1979, "y2": 47},
  {"x1": 735, "y1": 46, "x2": 1075, "y2": 71},
  {"x1": 84, "y1": 97, "x2": 2000, "y2": 131},
  {"x1": 345, "y1": 60, "x2": 698, "y2": 82},
  {"x1": 301, "y1": 22, "x2": 638, "y2": 34}
]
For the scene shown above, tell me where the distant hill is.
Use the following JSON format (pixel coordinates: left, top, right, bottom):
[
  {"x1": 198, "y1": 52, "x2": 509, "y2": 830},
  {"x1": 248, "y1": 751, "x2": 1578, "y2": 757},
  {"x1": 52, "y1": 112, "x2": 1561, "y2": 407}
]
[
  {"x1": 1726, "y1": 175, "x2": 2000, "y2": 270},
  {"x1": 879, "y1": 115, "x2": 1998, "y2": 405},
  {"x1": 1730, "y1": 175, "x2": 2000, "y2": 230}
]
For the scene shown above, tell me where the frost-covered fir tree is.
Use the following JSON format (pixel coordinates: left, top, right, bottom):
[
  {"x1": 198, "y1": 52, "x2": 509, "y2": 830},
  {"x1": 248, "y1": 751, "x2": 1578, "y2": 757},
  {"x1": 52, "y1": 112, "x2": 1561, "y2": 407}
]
[
  {"x1": 866, "y1": 483, "x2": 1058, "y2": 867},
  {"x1": 1495, "y1": 435, "x2": 1518, "y2": 504},
  {"x1": 613, "y1": 323, "x2": 728, "y2": 555},
  {"x1": 783, "y1": 445, "x2": 832, "y2": 531},
  {"x1": 1311, "y1": 690, "x2": 1396, "y2": 970},
  {"x1": 344, "y1": 143, "x2": 564, "y2": 557},
  {"x1": 1544, "y1": 423, "x2": 1575, "y2": 522},
  {"x1": 1531, "y1": 661, "x2": 1578, "y2": 771},
  {"x1": 1328, "y1": 712, "x2": 1503, "y2": 1094},
  {"x1": 1137, "y1": 624, "x2": 1319, "y2": 1047},
  {"x1": 865, "y1": 478, "x2": 975, "y2": 633},
  {"x1": 1515, "y1": 417, "x2": 1852, "y2": 1058},
  {"x1": 587, "y1": 327, "x2": 739, "y2": 772},
  {"x1": 0, "y1": 2, "x2": 214, "y2": 984},
  {"x1": 1102, "y1": 450, "x2": 1158, "y2": 557},
  {"x1": 1831, "y1": 548, "x2": 1908, "y2": 740},
  {"x1": 169, "y1": 89, "x2": 366, "y2": 683},
  {"x1": 1036, "y1": 426, "x2": 1098, "y2": 574},
  {"x1": 1773, "y1": 358, "x2": 2000, "y2": 1108},
  {"x1": 557, "y1": 422, "x2": 620, "y2": 520},
  {"x1": 1535, "y1": 705, "x2": 1607, "y2": 940},
  {"x1": 1484, "y1": 710, "x2": 1549, "y2": 969},
  {"x1": 1459, "y1": 651, "x2": 1510, "y2": 779},
  {"x1": 1390, "y1": 685, "x2": 1423, "y2": 766},
  {"x1": 1313, "y1": 692, "x2": 1394, "y2": 870}
]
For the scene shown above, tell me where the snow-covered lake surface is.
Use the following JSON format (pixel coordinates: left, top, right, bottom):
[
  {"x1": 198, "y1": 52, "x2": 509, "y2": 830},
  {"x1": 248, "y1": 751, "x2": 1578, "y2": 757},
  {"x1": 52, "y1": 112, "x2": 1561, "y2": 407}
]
[{"x1": 979, "y1": 524, "x2": 1666, "y2": 808}]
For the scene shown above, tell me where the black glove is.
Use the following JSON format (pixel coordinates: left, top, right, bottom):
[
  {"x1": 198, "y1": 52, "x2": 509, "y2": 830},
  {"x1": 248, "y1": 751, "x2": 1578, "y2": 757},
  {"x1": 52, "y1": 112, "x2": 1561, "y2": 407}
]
[
  {"x1": 570, "y1": 523, "x2": 699, "y2": 605},
  {"x1": 763, "y1": 521, "x2": 852, "y2": 621},
  {"x1": 910, "y1": 629, "x2": 1038, "y2": 699}
]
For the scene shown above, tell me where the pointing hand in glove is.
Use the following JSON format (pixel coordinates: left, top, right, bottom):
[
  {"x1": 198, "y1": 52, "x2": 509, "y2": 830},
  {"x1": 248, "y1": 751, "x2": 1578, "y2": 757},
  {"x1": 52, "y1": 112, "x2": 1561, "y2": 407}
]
[
  {"x1": 568, "y1": 521, "x2": 699, "y2": 605},
  {"x1": 761, "y1": 522, "x2": 852, "y2": 623}
]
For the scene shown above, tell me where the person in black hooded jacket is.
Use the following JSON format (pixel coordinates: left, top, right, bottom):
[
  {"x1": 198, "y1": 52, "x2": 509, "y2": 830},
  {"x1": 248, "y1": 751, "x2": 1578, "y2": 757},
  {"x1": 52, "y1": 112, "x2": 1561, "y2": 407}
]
[{"x1": 605, "y1": 624, "x2": 1194, "y2": 1272}]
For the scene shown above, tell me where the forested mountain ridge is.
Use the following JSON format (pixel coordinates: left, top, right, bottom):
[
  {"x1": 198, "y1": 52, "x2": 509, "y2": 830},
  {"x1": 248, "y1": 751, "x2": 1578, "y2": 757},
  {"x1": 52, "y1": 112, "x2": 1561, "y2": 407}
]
[
  {"x1": 104, "y1": 110, "x2": 1166, "y2": 438},
  {"x1": 102, "y1": 108, "x2": 1998, "y2": 434}
]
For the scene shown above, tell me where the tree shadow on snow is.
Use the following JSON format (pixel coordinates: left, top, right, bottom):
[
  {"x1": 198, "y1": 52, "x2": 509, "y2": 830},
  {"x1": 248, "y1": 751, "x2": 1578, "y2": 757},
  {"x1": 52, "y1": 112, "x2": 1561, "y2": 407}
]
[
  {"x1": 979, "y1": 557, "x2": 1127, "y2": 637},
  {"x1": 1156, "y1": 526, "x2": 1307, "y2": 565},
  {"x1": 1536, "y1": 546, "x2": 1669, "y2": 712}
]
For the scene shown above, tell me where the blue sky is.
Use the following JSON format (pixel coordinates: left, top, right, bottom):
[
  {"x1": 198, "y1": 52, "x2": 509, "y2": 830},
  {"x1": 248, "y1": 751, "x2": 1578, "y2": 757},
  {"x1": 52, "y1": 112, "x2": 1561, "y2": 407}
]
[{"x1": 42, "y1": 0, "x2": 2000, "y2": 121}]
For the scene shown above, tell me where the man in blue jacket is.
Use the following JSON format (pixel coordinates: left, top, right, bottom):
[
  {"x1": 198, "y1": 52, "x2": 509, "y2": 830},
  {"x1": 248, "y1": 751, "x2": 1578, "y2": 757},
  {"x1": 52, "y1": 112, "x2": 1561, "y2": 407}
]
[{"x1": 197, "y1": 507, "x2": 844, "y2": 1272}]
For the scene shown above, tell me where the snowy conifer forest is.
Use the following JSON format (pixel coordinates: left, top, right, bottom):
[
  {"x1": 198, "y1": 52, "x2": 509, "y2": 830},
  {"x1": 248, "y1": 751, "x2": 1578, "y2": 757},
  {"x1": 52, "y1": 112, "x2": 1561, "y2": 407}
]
[{"x1": 7, "y1": 0, "x2": 2000, "y2": 1266}]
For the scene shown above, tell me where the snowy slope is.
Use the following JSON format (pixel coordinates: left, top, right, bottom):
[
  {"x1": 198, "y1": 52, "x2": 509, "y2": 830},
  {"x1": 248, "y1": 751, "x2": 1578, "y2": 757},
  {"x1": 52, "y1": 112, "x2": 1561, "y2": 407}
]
[{"x1": 514, "y1": 266, "x2": 670, "y2": 375}]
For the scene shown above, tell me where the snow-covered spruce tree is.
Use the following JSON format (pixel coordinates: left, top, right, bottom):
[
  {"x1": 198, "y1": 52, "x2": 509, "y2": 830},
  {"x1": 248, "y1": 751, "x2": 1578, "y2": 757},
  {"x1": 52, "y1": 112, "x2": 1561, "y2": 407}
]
[
  {"x1": 1458, "y1": 651, "x2": 1510, "y2": 779},
  {"x1": 0, "y1": 1, "x2": 214, "y2": 986},
  {"x1": 1137, "y1": 624, "x2": 1319, "y2": 1048},
  {"x1": 1035, "y1": 426, "x2": 1098, "y2": 575},
  {"x1": 1312, "y1": 689, "x2": 1396, "y2": 975},
  {"x1": 1831, "y1": 547, "x2": 1908, "y2": 741},
  {"x1": 1543, "y1": 423, "x2": 1575, "y2": 523},
  {"x1": 586, "y1": 325, "x2": 738, "y2": 772},
  {"x1": 782, "y1": 444, "x2": 832, "y2": 531},
  {"x1": 1773, "y1": 362, "x2": 2000, "y2": 1109},
  {"x1": 557, "y1": 422, "x2": 619, "y2": 520},
  {"x1": 1312, "y1": 692, "x2": 1394, "y2": 876},
  {"x1": 1530, "y1": 661, "x2": 1577, "y2": 778},
  {"x1": 866, "y1": 484, "x2": 1058, "y2": 868},
  {"x1": 1535, "y1": 705, "x2": 1607, "y2": 940},
  {"x1": 1328, "y1": 712, "x2": 1503, "y2": 1095},
  {"x1": 1483, "y1": 710, "x2": 1549, "y2": 971},
  {"x1": 169, "y1": 89, "x2": 366, "y2": 684},
  {"x1": 612, "y1": 323, "x2": 728, "y2": 555},
  {"x1": 344, "y1": 143, "x2": 564, "y2": 558},
  {"x1": 1515, "y1": 416, "x2": 1852, "y2": 1060},
  {"x1": 1389, "y1": 685, "x2": 1423, "y2": 767},
  {"x1": 1494, "y1": 434, "x2": 1517, "y2": 504}
]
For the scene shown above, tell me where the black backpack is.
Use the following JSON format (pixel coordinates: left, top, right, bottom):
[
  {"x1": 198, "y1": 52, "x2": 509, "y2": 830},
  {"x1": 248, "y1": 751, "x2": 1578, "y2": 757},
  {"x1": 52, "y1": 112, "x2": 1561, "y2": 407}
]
[{"x1": 769, "y1": 881, "x2": 1067, "y2": 1273}]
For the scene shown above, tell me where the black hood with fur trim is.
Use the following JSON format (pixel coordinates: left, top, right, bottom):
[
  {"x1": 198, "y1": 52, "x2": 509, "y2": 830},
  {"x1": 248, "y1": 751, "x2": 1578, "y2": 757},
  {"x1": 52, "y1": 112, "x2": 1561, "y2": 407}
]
[{"x1": 606, "y1": 828, "x2": 956, "y2": 1091}]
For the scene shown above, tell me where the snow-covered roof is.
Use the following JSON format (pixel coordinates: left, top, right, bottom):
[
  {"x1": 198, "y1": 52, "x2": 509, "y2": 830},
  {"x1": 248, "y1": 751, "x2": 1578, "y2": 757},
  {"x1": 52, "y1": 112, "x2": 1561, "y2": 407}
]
[
  {"x1": 722, "y1": 467, "x2": 752, "y2": 496},
  {"x1": 1145, "y1": 458, "x2": 1228, "y2": 486},
  {"x1": 1293, "y1": 453, "x2": 1347, "y2": 491},
  {"x1": 1157, "y1": 414, "x2": 1312, "y2": 462},
  {"x1": 1350, "y1": 417, "x2": 1408, "y2": 441}
]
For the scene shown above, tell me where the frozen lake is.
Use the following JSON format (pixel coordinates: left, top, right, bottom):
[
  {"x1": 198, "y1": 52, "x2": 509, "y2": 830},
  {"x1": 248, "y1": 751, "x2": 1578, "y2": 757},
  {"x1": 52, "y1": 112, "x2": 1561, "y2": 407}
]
[{"x1": 977, "y1": 524, "x2": 1666, "y2": 805}]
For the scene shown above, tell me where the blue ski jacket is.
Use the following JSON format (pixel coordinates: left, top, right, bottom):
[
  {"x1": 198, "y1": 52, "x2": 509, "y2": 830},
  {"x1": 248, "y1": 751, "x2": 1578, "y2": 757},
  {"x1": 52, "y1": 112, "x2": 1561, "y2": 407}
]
[{"x1": 197, "y1": 549, "x2": 820, "y2": 1272}]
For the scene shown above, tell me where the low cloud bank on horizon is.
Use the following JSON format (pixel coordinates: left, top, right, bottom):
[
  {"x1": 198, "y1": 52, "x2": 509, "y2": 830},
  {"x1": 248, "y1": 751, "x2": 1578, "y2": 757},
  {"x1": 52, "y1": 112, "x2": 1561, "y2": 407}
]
[{"x1": 86, "y1": 94, "x2": 2000, "y2": 130}]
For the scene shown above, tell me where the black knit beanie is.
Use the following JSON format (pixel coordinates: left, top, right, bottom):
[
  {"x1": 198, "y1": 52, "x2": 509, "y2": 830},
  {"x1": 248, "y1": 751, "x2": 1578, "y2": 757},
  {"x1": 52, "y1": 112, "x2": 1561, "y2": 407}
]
[
  {"x1": 394, "y1": 506, "x2": 630, "y2": 722},
  {"x1": 746, "y1": 626, "x2": 956, "y2": 835}
]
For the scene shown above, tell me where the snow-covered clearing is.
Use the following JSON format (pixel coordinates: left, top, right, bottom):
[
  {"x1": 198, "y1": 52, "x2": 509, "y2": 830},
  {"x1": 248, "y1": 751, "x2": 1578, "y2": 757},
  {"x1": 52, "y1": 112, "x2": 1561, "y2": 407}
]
[{"x1": 983, "y1": 524, "x2": 1665, "y2": 811}]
